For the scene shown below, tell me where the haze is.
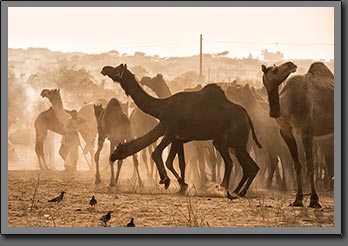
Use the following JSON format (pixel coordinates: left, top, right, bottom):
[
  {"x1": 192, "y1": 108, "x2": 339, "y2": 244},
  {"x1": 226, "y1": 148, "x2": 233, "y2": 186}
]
[{"x1": 9, "y1": 7, "x2": 334, "y2": 59}]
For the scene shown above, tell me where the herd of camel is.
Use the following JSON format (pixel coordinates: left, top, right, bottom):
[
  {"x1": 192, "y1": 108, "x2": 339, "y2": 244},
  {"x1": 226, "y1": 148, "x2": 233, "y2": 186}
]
[{"x1": 34, "y1": 61, "x2": 334, "y2": 208}]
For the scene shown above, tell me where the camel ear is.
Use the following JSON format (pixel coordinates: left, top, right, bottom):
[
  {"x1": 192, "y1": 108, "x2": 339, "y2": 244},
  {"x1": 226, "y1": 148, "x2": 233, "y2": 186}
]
[
  {"x1": 157, "y1": 74, "x2": 163, "y2": 78},
  {"x1": 124, "y1": 64, "x2": 127, "y2": 69},
  {"x1": 261, "y1": 65, "x2": 267, "y2": 73}
]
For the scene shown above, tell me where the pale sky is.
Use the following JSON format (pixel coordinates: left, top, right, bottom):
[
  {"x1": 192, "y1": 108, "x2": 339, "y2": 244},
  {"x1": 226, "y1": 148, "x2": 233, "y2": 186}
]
[{"x1": 8, "y1": 7, "x2": 334, "y2": 59}]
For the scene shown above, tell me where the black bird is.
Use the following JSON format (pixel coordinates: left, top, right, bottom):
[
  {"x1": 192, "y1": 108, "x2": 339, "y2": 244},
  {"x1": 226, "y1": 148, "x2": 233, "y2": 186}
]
[
  {"x1": 100, "y1": 211, "x2": 112, "y2": 227},
  {"x1": 89, "y1": 195, "x2": 97, "y2": 208},
  {"x1": 48, "y1": 191, "x2": 65, "y2": 204},
  {"x1": 227, "y1": 191, "x2": 238, "y2": 201},
  {"x1": 126, "y1": 218, "x2": 135, "y2": 227}
]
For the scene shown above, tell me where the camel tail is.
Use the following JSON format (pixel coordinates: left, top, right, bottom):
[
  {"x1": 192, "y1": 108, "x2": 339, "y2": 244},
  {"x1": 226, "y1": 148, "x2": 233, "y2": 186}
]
[
  {"x1": 242, "y1": 108, "x2": 262, "y2": 149},
  {"x1": 113, "y1": 123, "x2": 165, "y2": 160}
]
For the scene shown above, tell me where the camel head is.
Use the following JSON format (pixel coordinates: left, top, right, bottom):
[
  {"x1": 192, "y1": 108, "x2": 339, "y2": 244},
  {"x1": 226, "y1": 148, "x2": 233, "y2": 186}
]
[
  {"x1": 139, "y1": 74, "x2": 171, "y2": 98},
  {"x1": 110, "y1": 141, "x2": 129, "y2": 161},
  {"x1": 261, "y1": 62, "x2": 297, "y2": 118},
  {"x1": 40, "y1": 88, "x2": 62, "y2": 102},
  {"x1": 101, "y1": 64, "x2": 128, "y2": 82},
  {"x1": 101, "y1": 64, "x2": 133, "y2": 96}
]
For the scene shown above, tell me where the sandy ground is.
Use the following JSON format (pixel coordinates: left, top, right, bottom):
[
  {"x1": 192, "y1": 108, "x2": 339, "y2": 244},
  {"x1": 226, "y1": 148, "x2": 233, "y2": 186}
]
[{"x1": 7, "y1": 170, "x2": 334, "y2": 228}]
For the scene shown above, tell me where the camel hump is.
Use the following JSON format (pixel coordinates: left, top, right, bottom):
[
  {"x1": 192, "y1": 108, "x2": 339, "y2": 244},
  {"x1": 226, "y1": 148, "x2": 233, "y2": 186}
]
[{"x1": 307, "y1": 62, "x2": 334, "y2": 79}]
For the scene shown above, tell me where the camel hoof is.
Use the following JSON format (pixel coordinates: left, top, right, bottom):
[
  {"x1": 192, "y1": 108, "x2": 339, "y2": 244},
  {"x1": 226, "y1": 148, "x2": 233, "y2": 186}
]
[
  {"x1": 309, "y1": 193, "x2": 322, "y2": 208},
  {"x1": 178, "y1": 183, "x2": 189, "y2": 194},
  {"x1": 227, "y1": 191, "x2": 238, "y2": 200},
  {"x1": 159, "y1": 178, "x2": 171, "y2": 190},
  {"x1": 238, "y1": 189, "x2": 247, "y2": 197},
  {"x1": 289, "y1": 194, "x2": 304, "y2": 207},
  {"x1": 109, "y1": 181, "x2": 116, "y2": 187},
  {"x1": 95, "y1": 178, "x2": 101, "y2": 185}
]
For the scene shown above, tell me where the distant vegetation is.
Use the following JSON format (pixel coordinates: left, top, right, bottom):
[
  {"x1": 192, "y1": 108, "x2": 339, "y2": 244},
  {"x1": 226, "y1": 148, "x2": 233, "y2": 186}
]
[{"x1": 8, "y1": 47, "x2": 334, "y2": 145}]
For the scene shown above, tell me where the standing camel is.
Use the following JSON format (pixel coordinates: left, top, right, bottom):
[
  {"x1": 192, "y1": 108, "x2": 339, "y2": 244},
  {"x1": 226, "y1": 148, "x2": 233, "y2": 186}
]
[
  {"x1": 34, "y1": 89, "x2": 97, "y2": 170},
  {"x1": 101, "y1": 64, "x2": 262, "y2": 197},
  {"x1": 93, "y1": 98, "x2": 142, "y2": 187},
  {"x1": 261, "y1": 61, "x2": 334, "y2": 208}
]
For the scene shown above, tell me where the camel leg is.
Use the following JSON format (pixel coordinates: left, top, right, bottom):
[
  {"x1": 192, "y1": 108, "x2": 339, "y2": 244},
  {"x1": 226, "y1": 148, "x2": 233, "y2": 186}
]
[
  {"x1": 234, "y1": 148, "x2": 260, "y2": 197},
  {"x1": 132, "y1": 154, "x2": 143, "y2": 188},
  {"x1": 165, "y1": 142, "x2": 181, "y2": 183},
  {"x1": 141, "y1": 148, "x2": 152, "y2": 183},
  {"x1": 109, "y1": 142, "x2": 117, "y2": 187},
  {"x1": 114, "y1": 160, "x2": 123, "y2": 187},
  {"x1": 149, "y1": 144, "x2": 159, "y2": 183},
  {"x1": 301, "y1": 128, "x2": 321, "y2": 208},
  {"x1": 35, "y1": 127, "x2": 50, "y2": 170},
  {"x1": 213, "y1": 140, "x2": 233, "y2": 191},
  {"x1": 280, "y1": 127, "x2": 304, "y2": 207},
  {"x1": 152, "y1": 135, "x2": 173, "y2": 190},
  {"x1": 94, "y1": 135, "x2": 105, "y2": 185},
  {"x1": 177, "y1": 142, "x2": 189, "y2": 193},
  {"x1": 35, "y1": 140, "x2": 48, "y2": 170}
]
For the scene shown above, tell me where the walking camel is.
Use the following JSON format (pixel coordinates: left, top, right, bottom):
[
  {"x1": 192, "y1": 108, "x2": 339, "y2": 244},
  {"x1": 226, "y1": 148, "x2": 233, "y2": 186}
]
[
  {"x1": 34, "y1": 89, "x2": 97, "y2": 170},
  {"x1": 261, "y1": 61, "x2": 334, "y2": 208},
  {"x1": 94, "y1": 98, "x2": 142, "y2": 187},
  {"x1": 135, "y1": 75, "x2": 220, "y2": 188},
  {"x1": 101, "y1": 64, "x2": 262, "y2": 197}
]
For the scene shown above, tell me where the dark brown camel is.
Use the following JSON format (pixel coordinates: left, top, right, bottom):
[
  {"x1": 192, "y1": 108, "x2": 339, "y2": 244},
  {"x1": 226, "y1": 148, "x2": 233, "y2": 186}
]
[
  {"x1": 35, "y1": 89, "x2": 98, "y2": 170},
  {"x1": 101, "y1": 64, "x2": 262, "y2": 197},
  {"x1": 261, "y1": 61, "x2": 334, "y2": 208},
  {"x1": 94, "y1": 98, "x2": 142, "y2": 187},
  {"x1": 129, "y1": 74, "x2": 171, "y2": 183}
]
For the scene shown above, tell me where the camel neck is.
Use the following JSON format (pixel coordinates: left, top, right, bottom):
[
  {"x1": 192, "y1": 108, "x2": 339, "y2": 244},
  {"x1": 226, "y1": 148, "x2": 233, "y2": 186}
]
[
  {"x1": 50, "y1": 97, "x2": 69, "y2": 124},
  {"x1": 266, "y1": 88, "x2": 281, "y2": 118},
  {"x1": 120, "y1": 72, "x2": 163, "y2": 119}
]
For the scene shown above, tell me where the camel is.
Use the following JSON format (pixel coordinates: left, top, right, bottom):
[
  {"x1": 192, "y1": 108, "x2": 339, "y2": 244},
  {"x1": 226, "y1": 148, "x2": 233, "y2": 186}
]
[
  {"x1": 93, "y1": 98, "x2": 142, "y2": 187},
  {"x1": 34, "y1": 89, "x2": 98, "y2": 170},
  {"x1": 129, "y1": 74, "x2": 171, "y2": 183},
  {"x1": 261, "y1": 61, "x2": 334, "y2": 208},
  {"x1": 225, "y1": 84, "x2": 289, "y2": 190},
  {"x1": 101, "y1": 64, "x2": 262, "y2": 197},
  {"x1": 135, "y1": 76, "x2": 221, "y2": 188}
]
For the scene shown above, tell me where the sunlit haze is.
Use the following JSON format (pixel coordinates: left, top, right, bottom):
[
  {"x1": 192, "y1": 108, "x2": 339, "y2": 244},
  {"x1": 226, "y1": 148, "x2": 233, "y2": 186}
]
[
  {"x1": 8, "y1": 7, "x2": 334, "y2": 59},
  {"x1": 9, "y1": 7, "x2": 334, "y2": 59}
]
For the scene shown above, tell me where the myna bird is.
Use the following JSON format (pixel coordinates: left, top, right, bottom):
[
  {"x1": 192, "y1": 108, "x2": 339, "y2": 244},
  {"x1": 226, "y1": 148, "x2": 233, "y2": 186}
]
[
  {"x1": 89, "y1": 195, "x2": 97, "y2": 208},
  {"x1": 99, "y1": 211, "x2": 112, "y2": 227},
  {"x1": 126, "y1": 217, "x2": 135, "y2": 227},
  {"x1": 48, "y1": 191, "x2": 65, "y2": 204}
]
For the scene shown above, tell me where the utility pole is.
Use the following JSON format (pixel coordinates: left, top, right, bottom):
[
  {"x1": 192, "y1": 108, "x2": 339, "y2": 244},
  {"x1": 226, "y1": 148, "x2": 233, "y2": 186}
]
[{"x1": 199, "y1": 34, "x2": 203, "y2": 83}]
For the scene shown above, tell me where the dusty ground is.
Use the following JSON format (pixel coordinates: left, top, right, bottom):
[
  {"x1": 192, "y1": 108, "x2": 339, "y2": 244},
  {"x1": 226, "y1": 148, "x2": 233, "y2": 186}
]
[{"x1": 8, "y1": 170, "x2": 334, "y2": 228}]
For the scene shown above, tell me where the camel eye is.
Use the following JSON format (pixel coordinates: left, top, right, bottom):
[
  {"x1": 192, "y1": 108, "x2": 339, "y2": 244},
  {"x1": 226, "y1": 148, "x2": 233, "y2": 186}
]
[{"x1": 272, "y1": 67, "x2": 279, "y2": 74}]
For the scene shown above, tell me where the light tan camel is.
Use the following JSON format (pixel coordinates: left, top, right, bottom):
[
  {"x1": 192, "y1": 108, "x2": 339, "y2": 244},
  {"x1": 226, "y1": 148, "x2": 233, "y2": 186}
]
[
  {"x1": 101, "y1": 64, "x2": 262, "y2": 197},
  {"x1": 261, "y1": 61, "x2": 334, "y2": 208},
  {"x1": 94, "y1": 98, "x2": 142, "y2": 187},
  {"x1": 34, "y1": 89, "x2": 98, "y2": 170}
]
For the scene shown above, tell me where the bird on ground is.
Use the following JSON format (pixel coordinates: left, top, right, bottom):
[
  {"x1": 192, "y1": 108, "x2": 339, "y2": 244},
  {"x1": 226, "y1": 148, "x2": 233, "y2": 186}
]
[
  {"x1": 126, "y1": 218, "x2": 135, "y2": 227},
  {"x1": 89, "y1": 195, "x2": 97, "y2": 208},
  {"x1": 48, "y1": 191, "x2": 65, "y2": 204},
  {"x1": 100, "y1": 211, "x2": 112, "y2": 227},
  {"x1": 227, "y1": 191, "x2": 238, "y2": 201}
]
